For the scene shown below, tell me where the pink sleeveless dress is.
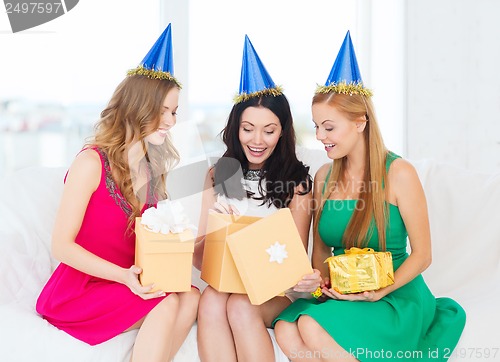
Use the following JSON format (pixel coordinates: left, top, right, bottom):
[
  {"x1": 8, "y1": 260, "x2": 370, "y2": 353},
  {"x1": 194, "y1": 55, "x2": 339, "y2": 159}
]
[{"x1": 36, "y1": 147, "x2": 175, "y2": 345}]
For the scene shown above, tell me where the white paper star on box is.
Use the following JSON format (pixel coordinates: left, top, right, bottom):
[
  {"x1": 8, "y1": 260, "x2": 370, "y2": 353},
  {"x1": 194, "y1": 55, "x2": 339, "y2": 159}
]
[{"x1": 266, "y1": 242, "x2": 288, "y2": 264}]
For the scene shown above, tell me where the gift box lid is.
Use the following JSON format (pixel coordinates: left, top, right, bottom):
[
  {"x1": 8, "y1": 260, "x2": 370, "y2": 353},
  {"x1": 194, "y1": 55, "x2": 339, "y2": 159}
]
[
  {"x1": 227, "y1": 208, "x2": 313, "y2": 305},
  {"x1": 135, "y1": 217, "x2": 194, "y2": 254}
]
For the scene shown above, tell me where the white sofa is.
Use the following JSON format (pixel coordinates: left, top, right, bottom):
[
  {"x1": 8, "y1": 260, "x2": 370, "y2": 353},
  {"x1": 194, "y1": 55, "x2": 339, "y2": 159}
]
[{"x1": 1, "y1": 147, "x2": 499, "y2": 362}]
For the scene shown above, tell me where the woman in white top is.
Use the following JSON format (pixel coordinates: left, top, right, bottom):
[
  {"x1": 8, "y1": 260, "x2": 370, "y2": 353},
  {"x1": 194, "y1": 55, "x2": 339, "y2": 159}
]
[
  {"x1": 193, "y1": 90, "x2": 321, "y2": 361},
  {"x1": 194, "y1": 35, "x2": 321, "y2": 361}
]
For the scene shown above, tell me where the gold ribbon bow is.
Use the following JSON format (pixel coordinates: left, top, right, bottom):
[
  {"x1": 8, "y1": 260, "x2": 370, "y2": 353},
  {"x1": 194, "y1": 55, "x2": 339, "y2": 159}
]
[{"x1": 344, "y1": 247, "x2": 375, "y2": 255}]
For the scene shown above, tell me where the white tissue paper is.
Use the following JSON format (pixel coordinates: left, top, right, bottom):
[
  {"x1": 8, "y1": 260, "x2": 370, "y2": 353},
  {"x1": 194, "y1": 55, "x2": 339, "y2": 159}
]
[{"x1": 140, "y1": 200, "x2": 193, "y2": 234}]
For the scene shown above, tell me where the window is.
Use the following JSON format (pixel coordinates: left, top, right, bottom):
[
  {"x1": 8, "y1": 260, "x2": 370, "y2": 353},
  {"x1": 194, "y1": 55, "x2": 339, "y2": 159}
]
[
  {"x1": 177, "y1": 0, "x2": 360, "y2": 162},
  {"x1": 0, "y1": 0, "x2": 161, "y2": 176},
  {"x1": 1, "y1": 0, "x2": 406, "y2": 176}
]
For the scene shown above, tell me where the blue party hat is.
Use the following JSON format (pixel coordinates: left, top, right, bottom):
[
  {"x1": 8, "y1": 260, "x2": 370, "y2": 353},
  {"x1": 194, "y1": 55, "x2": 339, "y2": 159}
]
[
  {"x1": 234, "y1": 35, "x2": 282, "y2": 104},
  {"x1": 316, "y1": 31, "x2": 371, "y2": 97},
  {"x1": 127, "y1": 23, "x2": 181, "y2": 87}
]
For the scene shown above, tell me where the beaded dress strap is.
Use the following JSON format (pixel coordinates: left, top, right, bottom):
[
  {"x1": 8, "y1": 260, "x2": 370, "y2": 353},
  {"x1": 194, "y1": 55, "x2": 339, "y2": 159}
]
[{"x1": 93, "y1": 147, "x2": 133, "y2": 217}]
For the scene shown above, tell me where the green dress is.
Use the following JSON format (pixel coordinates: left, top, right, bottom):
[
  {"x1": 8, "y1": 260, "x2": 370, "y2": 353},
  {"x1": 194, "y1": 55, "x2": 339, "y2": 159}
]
[{"x1": 274, "y1": 153, "x2": 466, "y2": 361}]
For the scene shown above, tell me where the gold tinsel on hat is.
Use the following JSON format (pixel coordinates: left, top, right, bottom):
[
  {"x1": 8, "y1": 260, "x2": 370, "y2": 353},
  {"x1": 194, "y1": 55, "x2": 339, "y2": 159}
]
[
  {"x1": 315, "y1": 81, "x2": 372, "y2": 97},
  {"x1": 233, "y1": 85, "x2": 284, "y2": 104},
  {"x1": 127, "y1": 65, "x2": 182, "y2": 89}
]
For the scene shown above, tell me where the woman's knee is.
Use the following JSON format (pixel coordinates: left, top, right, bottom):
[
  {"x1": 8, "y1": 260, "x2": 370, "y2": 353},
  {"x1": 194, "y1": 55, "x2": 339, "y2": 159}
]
[
  {"x1": 274, "y1": 320, "x2": 298, "y2": 354},
  {"x1": 179, "y1": 288, "x2": 200, "y2": 307},
  {"x1": 297, "y1": 315, "x2": 326, "y2": 347},
  {"x1": 149, "y1": 292, "x2": 179, "y2": 317},
  {"x1": 178, "y1": 288, "x2": 200, "y2": 317},
  {"x1": 198, "y1": 287, "x2": 229, "y2": 321},
  {"x1": 226, "y1": 293, "x2": 255, "y2": 325}
]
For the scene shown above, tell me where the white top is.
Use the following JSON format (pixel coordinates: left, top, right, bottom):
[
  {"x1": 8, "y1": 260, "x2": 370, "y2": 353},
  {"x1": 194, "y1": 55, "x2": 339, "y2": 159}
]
[{"x1": 226, "y1": 178, "x2": 279, "y2": 217}]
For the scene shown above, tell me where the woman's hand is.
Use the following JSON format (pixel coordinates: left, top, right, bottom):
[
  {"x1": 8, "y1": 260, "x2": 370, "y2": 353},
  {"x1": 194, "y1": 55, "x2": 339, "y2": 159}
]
[
  {"x1": 293, "y1": 269, "x2": 322, "y2": 293},
  {"x1": 213, "y1": 194, "x2": 240, "y2": 215},
  {"x1": 124, "y1": 265, "x2": 166, "y2": 300},
  {"x1": 321, "y1": 286, "x2": 382, "y2": 302}
]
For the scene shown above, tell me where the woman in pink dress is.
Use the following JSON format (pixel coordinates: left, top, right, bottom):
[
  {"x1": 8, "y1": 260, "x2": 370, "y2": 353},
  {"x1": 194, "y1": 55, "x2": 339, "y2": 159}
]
[{"x1": 36, "y1": 24, "x2": 200, "y2": 361}]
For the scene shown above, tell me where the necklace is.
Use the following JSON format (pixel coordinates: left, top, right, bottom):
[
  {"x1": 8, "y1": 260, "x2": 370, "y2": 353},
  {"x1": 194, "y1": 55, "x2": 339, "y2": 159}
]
[{"x1": 244, "y1": 169, "x2": 263, "y2": 181}]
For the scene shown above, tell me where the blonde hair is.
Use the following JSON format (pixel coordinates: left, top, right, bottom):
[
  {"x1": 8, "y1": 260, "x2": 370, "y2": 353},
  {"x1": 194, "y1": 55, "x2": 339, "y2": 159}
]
[
  {"x1": 312, "y1": 92, "x2": 389, "y2": 250},
  {"x1": 88, "y1": 75, "x2": 180, "y2": 230}
]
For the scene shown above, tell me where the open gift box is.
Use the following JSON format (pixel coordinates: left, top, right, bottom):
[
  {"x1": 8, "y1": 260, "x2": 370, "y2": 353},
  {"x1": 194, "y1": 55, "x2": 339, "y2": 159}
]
[
  {"x1": 200, "y1": 211, "x2": 260, "y2": 294},
  {"x1": 201, "y1": 208, "x2": 312, "y2": 305},
  {"x1": 135, "y1": 217, "x2": 195, "y2": 292}
]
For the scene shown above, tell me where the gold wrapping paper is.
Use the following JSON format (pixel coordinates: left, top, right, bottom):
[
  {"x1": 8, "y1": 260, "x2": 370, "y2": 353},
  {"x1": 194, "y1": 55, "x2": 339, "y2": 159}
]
[{"x1": 325, "y1": 247, "x2": 394, "y2": 294}]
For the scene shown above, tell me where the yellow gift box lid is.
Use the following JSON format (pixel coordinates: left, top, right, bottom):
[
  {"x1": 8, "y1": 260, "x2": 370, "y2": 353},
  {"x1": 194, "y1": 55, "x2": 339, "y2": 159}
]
[{"x1": 227, "y1": 208, "x2": 313, "y2": 305}]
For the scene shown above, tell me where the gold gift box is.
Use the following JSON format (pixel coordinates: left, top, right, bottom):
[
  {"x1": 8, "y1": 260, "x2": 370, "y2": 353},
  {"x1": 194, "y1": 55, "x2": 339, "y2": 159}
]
[
  {"x1": 325, "y1": 247, "x2": 394, "y2": 294},
  {"x1": 135, "y1": 217, "x2": 195, "y2": 293},
  {"x1": 200, "y1": 211, "x2": 261, "y2": 294},
  {"x1": 227, "y1": 208, "x2": 313, "y2": 305}
]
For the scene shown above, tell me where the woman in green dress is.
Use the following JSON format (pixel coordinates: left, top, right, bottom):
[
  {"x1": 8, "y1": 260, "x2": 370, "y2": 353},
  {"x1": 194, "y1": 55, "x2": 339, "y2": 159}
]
[{"x1": 273, "y1": 31, "x2": 466, "y2": 361}]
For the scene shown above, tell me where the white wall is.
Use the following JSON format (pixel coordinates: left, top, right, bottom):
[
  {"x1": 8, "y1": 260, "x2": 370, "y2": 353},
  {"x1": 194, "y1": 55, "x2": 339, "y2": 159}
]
[
  {"x1": 165, "y1": 0, "x2": 500, "y2": 174},
  {"x1": 362, "y1": 0, "x2": 407, "y2": 157},
  {"x1": 406, "y1": 0, "x2": 500, "y2": 173}
]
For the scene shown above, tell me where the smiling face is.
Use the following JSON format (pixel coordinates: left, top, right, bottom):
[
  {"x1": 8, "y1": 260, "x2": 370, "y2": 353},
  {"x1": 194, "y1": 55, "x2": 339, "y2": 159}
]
[
  {"x1": 145, "y1": 87, "x2": 180, "y2": 146},
  {"x1": 238, "y1": 106, "x2": 282, "y2": 170},
  {"x1": 312, "y1": 102, "x2": 366, "y2": 160}
]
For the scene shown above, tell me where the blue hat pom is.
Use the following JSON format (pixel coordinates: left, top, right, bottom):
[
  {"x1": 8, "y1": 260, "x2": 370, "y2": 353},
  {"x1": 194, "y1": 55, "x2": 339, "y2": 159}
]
[
  {"x1": 316, "y1": 31, "x2": 371, "y2": 96},
  {"x1": 127, "y1": 23, "x2": 181, "y2": 87},
  {"x1": 234, "y1": 35, "x2": 282, "y2": 104}
]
